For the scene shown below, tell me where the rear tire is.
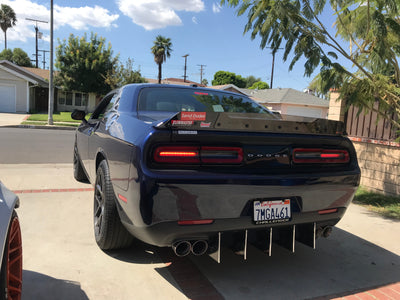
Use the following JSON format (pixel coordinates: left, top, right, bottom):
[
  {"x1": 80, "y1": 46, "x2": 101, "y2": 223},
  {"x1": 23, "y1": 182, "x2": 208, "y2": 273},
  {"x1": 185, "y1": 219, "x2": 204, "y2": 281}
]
[
  {"x1": 0, "y1": 211, "x2": 22, "y2": 300},
  {"x1": 93, "y1": 160, "x2": 133, "y2": 250},
  {"x1": 73, "y1": 145, "x2": 89, "y2": 183}
]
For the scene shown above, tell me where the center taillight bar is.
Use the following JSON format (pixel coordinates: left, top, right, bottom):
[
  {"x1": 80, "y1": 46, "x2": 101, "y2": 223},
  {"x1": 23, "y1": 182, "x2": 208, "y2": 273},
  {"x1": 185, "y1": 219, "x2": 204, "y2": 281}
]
[
  {"x1": 293, "y1": 148, "x2": 350, "y2": 163},
  {"x1": 153, "y1": 146, "x2": 243, "y2": 164}
]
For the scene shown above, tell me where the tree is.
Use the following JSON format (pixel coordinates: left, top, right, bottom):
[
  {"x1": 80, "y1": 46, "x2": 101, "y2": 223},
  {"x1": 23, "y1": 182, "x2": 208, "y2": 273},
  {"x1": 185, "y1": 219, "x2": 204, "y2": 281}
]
[
  {"x1": 248, "y1": 81, "x2": 269, "y2": 90},
  {"x1": 55, "y1": 33, "x2": 118, "y2": 95},
  {"x1": 212, "y1": 71, "x2": 246, "y2": 88},
  {"x1": 104, "y1": 58, "x2": 147, "y2": 89},
  {"x1": 244, "y1": 75, "x2": 261, "y2": 88},
  {"x1": 0, "y1": 48, "x2": 12, "y2": 61},
  {"x1": 0, "y1": 4, "x2": 17, "y2": 50},
  {"x1": 0, "y1": 48, "x2": 33, "y2": 67},
  {"x1": 11, "y1": 48, "x2": 32, "y2": 67},
  {"x1": 151, "y1": 35, "x2": 172, "y2": 84},
  {"x1": 201, "y1": 79, "x2": 209, "y2": 86},
  {"x1": 223, "y1": 0, "x2": 400, "y2": 130}
]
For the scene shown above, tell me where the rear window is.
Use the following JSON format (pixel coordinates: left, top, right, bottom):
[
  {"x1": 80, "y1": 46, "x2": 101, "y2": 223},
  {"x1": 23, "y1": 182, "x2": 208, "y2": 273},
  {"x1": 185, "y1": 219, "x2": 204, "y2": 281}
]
[{"x1": 137, "y1": 87, "x2": 269, "y2": 114}]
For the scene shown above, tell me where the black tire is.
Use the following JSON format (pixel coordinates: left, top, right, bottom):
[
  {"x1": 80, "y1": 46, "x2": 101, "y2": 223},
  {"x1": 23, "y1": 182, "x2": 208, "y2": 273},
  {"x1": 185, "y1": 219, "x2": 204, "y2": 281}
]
[
  {"x1": 94, "y1": 160, "x2": 133, "y2": 250},
  {"x1": 73, "y1": 145, "x2": 89, "y2": 183},
  {"x1": 0, "y1": 211, "x2": 22, "y2": 300}
]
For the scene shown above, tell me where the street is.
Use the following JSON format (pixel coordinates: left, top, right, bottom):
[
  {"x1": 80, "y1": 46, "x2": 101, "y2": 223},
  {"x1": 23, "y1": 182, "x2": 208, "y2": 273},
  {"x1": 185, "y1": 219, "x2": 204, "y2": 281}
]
[{"x1": 0, "y1": 128, "x2": 399, "y2": 299}]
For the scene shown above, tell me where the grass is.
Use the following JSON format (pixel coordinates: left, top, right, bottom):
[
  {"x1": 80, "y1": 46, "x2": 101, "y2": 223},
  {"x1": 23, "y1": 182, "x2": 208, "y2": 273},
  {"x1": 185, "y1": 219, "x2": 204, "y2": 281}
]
[
  {"x1": 353, "y1": 187, "x2": 400, "y2": 220},
  {"x1": 27, "y1": 112, "x2": 82, "y2": 123}
]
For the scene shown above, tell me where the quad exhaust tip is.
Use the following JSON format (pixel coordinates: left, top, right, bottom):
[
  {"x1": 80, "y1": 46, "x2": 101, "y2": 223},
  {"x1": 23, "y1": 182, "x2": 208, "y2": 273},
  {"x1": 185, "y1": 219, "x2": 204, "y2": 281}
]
[{"x1": 172, "y1": 240, "x2": 209, "y2": 257}]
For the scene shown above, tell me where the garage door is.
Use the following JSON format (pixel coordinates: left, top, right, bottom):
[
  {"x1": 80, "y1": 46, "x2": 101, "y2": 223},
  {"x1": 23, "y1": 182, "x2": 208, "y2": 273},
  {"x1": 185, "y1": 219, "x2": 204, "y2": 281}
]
[{"x1": 0, "y1": 84, "x2": 16, "y2": 112}]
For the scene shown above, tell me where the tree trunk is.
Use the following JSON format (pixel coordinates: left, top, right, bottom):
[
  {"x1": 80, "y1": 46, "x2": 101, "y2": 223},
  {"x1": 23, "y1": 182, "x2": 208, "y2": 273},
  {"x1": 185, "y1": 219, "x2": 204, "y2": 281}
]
[
  {"x1": 158, "y1": 62, "x2": 162, "y2": 84},
  {"x1": 4, "y1": 31, "x2": 7, "y2": 50}
]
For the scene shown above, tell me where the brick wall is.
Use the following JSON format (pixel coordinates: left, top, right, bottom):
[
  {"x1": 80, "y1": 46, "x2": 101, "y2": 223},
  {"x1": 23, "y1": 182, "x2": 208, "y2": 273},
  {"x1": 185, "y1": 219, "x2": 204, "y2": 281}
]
[{"x1": 352, "y1": 140, "x2": 400, "y2": 196}]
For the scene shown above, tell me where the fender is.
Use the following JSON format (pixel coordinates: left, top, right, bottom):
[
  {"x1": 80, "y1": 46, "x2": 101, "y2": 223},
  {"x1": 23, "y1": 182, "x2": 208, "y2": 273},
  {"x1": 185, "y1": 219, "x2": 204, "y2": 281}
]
[{"x1": 0, "y1": 182, "x2": 19, "y2": 269}]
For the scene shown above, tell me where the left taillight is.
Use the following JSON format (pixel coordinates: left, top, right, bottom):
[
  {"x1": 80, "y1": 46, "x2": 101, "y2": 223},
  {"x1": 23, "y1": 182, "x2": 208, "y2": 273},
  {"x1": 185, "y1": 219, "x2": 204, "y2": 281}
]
[
  {"x1": 154, "y1": 146, "x2": 200, "y2": 163},
  {"x1": 153, "y1": 146, "x2": 243, "y2": 164},
  {"x1": 293, "y1": 148, "x2": 350, "y2": 164}
]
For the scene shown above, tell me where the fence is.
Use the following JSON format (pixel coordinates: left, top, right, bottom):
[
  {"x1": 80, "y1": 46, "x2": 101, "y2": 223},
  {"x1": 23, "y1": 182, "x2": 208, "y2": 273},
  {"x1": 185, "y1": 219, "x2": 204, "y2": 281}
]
[{"x1": 328, "y1": 93, "x2": 400, "y2": 196}]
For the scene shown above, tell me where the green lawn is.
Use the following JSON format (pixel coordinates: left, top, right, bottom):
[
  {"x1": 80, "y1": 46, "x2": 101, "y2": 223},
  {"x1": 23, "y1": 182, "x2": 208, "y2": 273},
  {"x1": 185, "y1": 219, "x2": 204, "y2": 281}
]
[
  {"x1": 27, "y1": 112, "x2": 82, "y2": 123},
  {"x1": 353, "y1": 187, "x2": 400, "y2": 220}
]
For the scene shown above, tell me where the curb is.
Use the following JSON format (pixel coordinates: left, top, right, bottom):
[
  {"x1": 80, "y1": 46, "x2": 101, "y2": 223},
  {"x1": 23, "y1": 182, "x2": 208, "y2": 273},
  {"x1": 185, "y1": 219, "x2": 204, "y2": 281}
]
[{"x1": 1, "y1": 124, "x2": 77, "y2": 131}]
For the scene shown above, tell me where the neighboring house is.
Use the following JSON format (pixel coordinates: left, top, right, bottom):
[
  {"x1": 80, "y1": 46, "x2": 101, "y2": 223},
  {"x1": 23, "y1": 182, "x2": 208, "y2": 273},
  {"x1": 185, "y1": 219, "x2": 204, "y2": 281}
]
[
  {"x1": 0, "y1": 60, "x2": 98, "y2": 113},
  {"x1": 209, "y1": 84, "x2": 329, "y2": 118},
  {"x1": 247, "y1": 88, "x2": 329, "y2": 118},
  {"x1": 0, "y1": 60, "x2": 48, "y2": 113},
  {"x1": 146, "y1": 77, "x2": 205, "y2": 87}
]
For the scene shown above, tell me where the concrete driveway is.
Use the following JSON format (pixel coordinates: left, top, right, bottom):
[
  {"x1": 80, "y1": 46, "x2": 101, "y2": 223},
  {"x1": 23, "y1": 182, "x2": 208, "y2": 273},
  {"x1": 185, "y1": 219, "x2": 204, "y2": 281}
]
[
  {"x1": 0, "y1": 113, "x2": 30, "y2": 126},
  {"x1": 1, "y1": 162, "x2": 399, "y2": 300}
]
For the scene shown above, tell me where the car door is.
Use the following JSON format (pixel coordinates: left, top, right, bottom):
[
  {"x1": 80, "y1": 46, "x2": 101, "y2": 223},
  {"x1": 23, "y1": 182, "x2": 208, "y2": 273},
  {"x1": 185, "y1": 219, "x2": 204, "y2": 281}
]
[{"x1": 86, "y1": 92, "x2": 120, "y2": 179}]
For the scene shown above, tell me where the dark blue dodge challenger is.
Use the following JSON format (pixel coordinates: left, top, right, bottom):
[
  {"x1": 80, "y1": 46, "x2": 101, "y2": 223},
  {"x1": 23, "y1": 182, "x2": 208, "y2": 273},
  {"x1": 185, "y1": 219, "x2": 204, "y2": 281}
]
[{"x1": 72, "y1": 84, "x2": 360, "y2": 260}]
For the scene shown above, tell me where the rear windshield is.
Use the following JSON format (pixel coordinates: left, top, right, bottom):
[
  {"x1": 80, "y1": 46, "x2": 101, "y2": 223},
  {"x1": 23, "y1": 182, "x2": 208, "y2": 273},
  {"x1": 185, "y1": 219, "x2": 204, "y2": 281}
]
[{"x1": 138, "y1": 87, "x2": 270, "y2": 114}]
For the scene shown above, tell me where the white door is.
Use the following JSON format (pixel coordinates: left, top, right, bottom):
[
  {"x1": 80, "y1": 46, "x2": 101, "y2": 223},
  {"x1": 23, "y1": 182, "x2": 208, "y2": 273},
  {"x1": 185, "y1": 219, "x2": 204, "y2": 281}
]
[{"x1": 0, "y1": 84, "x2": 16, "y2": 112}]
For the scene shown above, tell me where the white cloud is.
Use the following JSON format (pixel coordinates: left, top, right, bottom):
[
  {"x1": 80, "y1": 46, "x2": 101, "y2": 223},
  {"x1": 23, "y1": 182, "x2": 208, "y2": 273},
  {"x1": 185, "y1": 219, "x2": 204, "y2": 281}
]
[
  {"x1": 212, "y1": 3, "x2": 222, "y2": 13},
  {"x1": 117, "y1": 0, "x2": 205, "y2": 30},
  {"x1": 192, "y1": 17, "x2": 198, "y2": 24},
  {"x1": 0, "y1": 0, "x2": 119, "y2": 44}
]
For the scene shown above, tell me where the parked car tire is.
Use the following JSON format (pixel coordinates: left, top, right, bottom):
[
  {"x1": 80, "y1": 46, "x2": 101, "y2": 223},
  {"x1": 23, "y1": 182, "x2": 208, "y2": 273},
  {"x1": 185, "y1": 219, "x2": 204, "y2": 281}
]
[
  {"x1": 94, "y1": 160, "x2": 133, "y2": 250},
  {"x1": 73, "y1": 145, "x2": 89, "y2": 183},
  {"x1": 0, "y1": 211, "x2": 22, "y2": 300}
]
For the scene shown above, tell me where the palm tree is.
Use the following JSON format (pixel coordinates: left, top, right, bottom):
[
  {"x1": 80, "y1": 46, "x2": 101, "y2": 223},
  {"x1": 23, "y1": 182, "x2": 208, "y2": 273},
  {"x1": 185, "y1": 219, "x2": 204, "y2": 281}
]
[
  {"x1": 151, "y1": 35, "x2": 172, "y2": 84},
  {"x1": 0, "y1": 4, "x2": 17, "y2": 50}
]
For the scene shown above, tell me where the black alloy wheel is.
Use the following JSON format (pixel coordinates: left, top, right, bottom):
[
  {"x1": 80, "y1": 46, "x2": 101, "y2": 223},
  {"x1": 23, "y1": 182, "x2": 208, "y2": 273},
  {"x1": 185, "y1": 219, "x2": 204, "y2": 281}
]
[{"x1": 93, "y1": 160, "x2": 133, "y2": 250}]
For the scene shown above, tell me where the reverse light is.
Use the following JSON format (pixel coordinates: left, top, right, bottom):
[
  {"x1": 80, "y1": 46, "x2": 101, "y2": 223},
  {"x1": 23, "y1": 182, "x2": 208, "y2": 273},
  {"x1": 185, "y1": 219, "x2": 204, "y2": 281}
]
[{"x1": 293, "y1": 149, "x2": 350, "y2": 163}]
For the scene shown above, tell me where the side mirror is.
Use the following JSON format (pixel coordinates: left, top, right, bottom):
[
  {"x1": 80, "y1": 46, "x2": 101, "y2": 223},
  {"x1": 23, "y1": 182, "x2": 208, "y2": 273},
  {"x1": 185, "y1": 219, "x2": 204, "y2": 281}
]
[{"x1": 71, "y1": 109, "x2": 87, "y2": 123}]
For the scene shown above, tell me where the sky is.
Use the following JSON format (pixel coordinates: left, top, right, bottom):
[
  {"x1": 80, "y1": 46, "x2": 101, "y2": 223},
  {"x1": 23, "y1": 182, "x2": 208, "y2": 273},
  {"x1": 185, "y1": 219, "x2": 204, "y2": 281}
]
[{"x1": 1, "y1": 0, "x2": 339, "y2": 91}]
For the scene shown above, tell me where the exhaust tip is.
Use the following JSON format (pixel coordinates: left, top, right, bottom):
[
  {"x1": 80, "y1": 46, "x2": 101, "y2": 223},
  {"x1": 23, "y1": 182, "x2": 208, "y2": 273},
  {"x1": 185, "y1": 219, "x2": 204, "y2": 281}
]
[
  {"x1": 191, "y1": 240, "x2": 208, "y2": 256},
  {"x1": 323, "y1": 226, "x2": 333, "y2": 238},
  {"x1": 172, "y1": 241, "x2": 191, "y2": 257}
]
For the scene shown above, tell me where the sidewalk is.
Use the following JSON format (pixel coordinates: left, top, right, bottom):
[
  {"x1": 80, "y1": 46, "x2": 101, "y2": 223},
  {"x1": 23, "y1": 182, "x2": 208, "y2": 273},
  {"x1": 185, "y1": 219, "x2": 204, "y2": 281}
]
[
  {"x1": 0, "y1": 113, "x2": 30, "y2": 126},
  {"x1": 0, "y1": 112, "x2": 76, "y2": 130}
]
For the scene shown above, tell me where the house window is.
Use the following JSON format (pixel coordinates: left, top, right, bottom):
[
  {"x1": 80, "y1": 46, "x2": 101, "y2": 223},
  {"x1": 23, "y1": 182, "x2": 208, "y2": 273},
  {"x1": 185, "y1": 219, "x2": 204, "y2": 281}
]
[
  {"x1": 58, "y1": 91, "x2": 66, "y2": 105},
  {"x1": 66, "y1": 92, "x2": 73, "y2": 105},
  {"x1": 75, "y1": 93, "x2": 82, "y2": 106},
  {"x1": 82, "y1": 93, "x2": 88, "y2": 106}
]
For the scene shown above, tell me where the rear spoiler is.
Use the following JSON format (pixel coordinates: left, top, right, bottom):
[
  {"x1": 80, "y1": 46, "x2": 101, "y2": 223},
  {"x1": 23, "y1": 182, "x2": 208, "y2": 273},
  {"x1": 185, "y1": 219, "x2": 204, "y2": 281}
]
[{"x1": 154, "y1": 112, "x2": 346, "y2": 136}]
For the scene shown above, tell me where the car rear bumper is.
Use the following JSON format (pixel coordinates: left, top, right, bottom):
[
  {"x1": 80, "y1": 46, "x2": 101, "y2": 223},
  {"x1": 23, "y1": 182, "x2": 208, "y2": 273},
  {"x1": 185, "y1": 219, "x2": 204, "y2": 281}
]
[{"x1": 117, "y1": 171, "x2": 359, "y2": 247}]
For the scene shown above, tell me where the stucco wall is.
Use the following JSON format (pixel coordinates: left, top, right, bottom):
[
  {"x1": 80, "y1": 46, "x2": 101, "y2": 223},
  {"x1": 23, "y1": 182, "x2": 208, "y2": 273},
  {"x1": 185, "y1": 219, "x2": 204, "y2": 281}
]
[{"x1": 352, "y1": 140, "x2": 400, "y2": 196}]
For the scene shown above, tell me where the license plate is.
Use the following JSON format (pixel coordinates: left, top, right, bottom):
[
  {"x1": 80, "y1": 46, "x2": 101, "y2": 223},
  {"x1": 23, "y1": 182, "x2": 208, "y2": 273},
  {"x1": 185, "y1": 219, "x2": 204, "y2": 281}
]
[{"x1": 253, "y1": 199, "x2": 291, "y2": 224}]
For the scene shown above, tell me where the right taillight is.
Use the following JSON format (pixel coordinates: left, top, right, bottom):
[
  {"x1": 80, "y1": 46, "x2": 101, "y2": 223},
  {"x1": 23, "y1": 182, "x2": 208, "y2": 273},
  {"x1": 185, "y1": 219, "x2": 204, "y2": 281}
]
[{"x1": 293, "y1": 148, "x2": 350, "y2": 164}]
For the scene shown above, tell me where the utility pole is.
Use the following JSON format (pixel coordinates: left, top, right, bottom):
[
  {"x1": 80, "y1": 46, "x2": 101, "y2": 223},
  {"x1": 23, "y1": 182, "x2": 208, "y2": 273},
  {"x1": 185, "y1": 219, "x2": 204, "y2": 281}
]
[
  {"x1": 26, "y1": 18, "x2": 48, "y2": 68},
  {"x1": 197, "y1": 64, "x2": 206, "y2": 84},
  {"x1": 48, "y1": 0, "x2": 54, "y2": 125},
  {"x1": 39, "y1": 50, "x2": 50, "y2": 69},
  {"x1": 182, "y1": 54, "x2": 189, "y2": 82}
]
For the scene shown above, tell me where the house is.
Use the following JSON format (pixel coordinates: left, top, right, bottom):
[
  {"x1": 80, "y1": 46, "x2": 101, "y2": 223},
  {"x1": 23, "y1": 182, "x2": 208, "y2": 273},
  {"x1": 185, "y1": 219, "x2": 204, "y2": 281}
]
[
  {"x1": 0, "y1": 60, "x2": 48, "y2": 113},
  {"x1": 146, "y1": 77, "x2": 205, "y2": 87},
  {"x1": 209, "y1": 84, "x2": 329, "y2": 118},
  {"x1": 0, "y1": 60, "x2": 99, "y2": 113},
  {"x1": 246, "y1": 88, "x2": 329, "y2": 118}
]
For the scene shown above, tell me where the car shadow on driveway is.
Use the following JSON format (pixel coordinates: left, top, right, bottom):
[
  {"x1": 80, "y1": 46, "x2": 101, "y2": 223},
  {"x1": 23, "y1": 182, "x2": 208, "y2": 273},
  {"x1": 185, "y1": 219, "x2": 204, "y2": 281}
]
[
  {"x1": 101, "y1": 227, "x2": 400, "y2": 300},
  {"x1": 22, "y1": 270, "x2": 89, "y2": 300}
]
